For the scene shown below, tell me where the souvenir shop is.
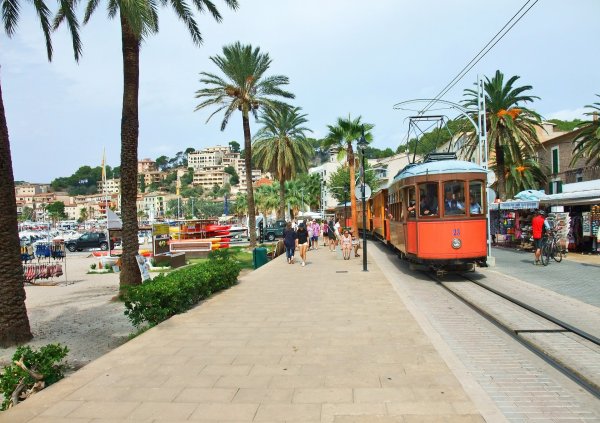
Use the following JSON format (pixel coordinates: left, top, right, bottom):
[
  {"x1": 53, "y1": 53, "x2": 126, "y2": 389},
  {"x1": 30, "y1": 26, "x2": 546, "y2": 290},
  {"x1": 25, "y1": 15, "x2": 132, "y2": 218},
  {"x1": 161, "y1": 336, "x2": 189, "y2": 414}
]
[
  {"x1": 490, "y1": 200, "x2": 540, "y2": 250},
  {"x1": 21, "y1": 239, "x2": 67, "y2": 285},
  {"x1": 541, "y1": 188, "x2": 600, "y2": 254}
]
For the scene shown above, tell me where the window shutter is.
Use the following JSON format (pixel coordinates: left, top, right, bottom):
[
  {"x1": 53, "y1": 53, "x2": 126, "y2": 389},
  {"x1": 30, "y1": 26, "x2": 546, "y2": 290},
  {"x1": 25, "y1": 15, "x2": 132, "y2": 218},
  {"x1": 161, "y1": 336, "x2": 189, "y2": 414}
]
[
  {"x1": 548, "y1": 182, "x2": 553, "y2": 195},
  {"x1": 557, "y1": 181, "x2": 563, "y2": 194}
]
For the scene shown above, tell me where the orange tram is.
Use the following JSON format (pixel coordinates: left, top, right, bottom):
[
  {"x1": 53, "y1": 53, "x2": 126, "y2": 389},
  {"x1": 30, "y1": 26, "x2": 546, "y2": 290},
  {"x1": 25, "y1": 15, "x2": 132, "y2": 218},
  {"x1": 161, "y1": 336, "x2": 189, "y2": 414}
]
[{"x1": 352, "y1": 154, "x2": 488, "y2": 271}]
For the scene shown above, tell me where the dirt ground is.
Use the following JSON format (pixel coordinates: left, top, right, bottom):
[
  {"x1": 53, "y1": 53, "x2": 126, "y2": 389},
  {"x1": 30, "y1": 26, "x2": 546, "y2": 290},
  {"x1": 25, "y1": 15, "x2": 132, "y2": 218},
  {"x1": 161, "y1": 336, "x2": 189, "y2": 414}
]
[{"x1": 0, "y1": 254, "x2": 136, "y2": 370}]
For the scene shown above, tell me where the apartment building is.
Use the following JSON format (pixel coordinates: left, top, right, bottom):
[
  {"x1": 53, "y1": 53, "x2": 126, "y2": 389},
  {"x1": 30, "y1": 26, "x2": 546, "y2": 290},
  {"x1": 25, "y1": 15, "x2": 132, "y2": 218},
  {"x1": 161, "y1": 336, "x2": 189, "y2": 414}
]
[
  {"x1": 138, "y1": 158, "x2": 157, "y2": 173},
  {"x1": 192, "y1": 166, "x2": 228, "y2": 189},
  {"x1": 97, "y1": 178, "x2": 121, "y2": 194},
  {"x1": 188, "y1": 146, "x2": 234, "y2": 170},
  {"x1": 15, "y1": 183, "x2": 49, "y2": 196}
]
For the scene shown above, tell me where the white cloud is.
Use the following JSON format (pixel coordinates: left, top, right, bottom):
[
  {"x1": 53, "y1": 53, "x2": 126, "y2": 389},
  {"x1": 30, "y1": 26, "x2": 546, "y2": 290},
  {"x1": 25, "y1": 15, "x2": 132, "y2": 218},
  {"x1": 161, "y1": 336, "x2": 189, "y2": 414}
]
[{"x1": 546, "y1": 108, "x2": 588, "y2": 121}]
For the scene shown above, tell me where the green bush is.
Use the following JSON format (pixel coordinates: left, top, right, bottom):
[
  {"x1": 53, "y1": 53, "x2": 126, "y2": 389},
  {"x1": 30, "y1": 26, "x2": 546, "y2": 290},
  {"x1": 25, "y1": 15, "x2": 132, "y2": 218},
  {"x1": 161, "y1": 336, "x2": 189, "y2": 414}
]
[
  {"x1": 0, "y1": 344, "x2": 69, "y2": 411},
  {"x1": 123, "y1": 251, "x2": 240, "y2": 327}
]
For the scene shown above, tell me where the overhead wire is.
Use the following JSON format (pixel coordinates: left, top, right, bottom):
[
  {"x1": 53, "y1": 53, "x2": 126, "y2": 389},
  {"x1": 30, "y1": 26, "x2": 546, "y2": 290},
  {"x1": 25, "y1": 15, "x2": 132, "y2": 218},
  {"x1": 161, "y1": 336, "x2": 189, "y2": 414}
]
[{"x1": 418, "y1": 0, "x2": 539, "y2": 115}]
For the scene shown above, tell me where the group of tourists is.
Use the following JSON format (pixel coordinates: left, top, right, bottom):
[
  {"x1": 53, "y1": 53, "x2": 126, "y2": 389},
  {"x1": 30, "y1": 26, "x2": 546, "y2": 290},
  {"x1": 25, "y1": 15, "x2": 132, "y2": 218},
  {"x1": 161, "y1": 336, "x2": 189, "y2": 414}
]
[{"x1": 282, "y1": 218, "x2": 360, "y2": 266}]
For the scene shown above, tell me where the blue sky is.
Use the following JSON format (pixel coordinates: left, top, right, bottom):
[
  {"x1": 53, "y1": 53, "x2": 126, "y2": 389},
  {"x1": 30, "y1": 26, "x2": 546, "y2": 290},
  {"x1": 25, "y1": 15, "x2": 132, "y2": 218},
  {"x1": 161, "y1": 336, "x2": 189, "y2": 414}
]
[{"x1": 2, "y1": 0, "x2": 598, "y2": 182}]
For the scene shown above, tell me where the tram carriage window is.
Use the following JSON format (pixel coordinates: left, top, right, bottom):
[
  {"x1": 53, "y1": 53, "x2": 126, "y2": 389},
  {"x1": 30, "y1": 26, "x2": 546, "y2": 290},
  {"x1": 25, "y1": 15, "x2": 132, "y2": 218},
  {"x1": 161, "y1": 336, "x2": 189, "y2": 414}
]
[
  {"x1": 444, "y1": 181, "x2": 466, "y2": 215},
  {"x1": 407, "y1": 188, "x2": 416, "y2": 218},
  {"x1": 418, "y1": 183, "x2": 438, "y2": 216},
  {"x1": 469, "y1": 181, "x2": 483, "y2": 215}
]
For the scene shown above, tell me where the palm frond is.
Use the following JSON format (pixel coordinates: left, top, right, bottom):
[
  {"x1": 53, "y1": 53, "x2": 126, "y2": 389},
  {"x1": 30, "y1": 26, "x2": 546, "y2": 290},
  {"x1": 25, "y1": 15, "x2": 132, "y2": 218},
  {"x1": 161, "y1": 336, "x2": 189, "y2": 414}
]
[
  {"x1": 2, "y1": 0, "x2": 20, "y2": 36},
  {"x1": 52, "y1": 0, "x2": 82, "y2": 61}
]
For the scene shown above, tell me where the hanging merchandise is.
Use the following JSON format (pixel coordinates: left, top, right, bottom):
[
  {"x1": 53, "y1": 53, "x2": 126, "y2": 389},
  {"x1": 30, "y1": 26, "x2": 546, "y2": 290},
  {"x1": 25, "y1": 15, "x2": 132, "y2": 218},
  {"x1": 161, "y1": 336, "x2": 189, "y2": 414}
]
[
  {"x1": 548, "y1": 213, "x2": 570, "y2": 252},
  {"x1": 591, "y1": 205, "x2": 600, "y2": 237},
  {"x1": 22, "y1": 240, "x2": 67, "y2": 284},
  {"x1": 582, "y1": 212, "x2": 591, "y2": 237}
]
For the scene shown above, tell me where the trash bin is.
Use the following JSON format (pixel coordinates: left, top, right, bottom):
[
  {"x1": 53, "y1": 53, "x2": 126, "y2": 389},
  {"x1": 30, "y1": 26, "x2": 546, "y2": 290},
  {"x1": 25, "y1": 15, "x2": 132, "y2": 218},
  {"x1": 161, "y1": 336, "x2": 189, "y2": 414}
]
[{"x1": 253, "y1": 247, "x2": 268, "y2": 269}]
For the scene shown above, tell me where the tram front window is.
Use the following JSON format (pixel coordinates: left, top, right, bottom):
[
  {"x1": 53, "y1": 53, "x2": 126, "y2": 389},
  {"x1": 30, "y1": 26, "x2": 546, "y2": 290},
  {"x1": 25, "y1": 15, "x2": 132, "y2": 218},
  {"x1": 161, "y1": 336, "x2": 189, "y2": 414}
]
[
  {"x1": 419, "y1": 183, "x2": 438, "y2": 216},
  {"x1": 469, "y1": 181, "x2": 483, "y2": 215},
  {"x1": 444, "y1": 181, "x2": 465, "y2": 215}
]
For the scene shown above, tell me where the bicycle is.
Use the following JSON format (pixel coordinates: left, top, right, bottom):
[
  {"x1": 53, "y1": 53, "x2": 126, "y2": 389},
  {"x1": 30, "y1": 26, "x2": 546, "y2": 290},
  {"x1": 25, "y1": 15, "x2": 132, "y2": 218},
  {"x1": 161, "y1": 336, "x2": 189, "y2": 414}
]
[{"x1": 540, "y1": 230, "x2": 563, "y2": 266}]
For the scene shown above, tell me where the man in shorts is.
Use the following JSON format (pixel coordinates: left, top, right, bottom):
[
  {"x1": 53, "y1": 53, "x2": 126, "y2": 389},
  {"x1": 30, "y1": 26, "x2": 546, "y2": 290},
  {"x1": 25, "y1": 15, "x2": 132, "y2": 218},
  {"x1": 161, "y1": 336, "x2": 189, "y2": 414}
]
[{"x1": 531, "y1": 209, "x2": 545, "y2": 265}]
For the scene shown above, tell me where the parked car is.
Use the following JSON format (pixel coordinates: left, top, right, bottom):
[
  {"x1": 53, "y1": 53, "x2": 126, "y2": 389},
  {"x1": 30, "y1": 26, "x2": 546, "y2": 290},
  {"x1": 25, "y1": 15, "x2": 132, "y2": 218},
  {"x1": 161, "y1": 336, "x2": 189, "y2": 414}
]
[
  {"x1": 264, "y1": 220, "x2": 287, "y2": 241},
  {"x1": 65, "y1": 232, "x2": 109, "y2": 252}
]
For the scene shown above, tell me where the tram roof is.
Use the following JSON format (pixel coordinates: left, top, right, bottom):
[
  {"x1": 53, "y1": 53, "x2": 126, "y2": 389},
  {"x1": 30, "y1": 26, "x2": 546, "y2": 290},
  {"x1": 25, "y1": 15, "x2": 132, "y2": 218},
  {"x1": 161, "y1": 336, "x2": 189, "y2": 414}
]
[{"x1": 393, "y1": 160, "x2": 486, "y2": 181}]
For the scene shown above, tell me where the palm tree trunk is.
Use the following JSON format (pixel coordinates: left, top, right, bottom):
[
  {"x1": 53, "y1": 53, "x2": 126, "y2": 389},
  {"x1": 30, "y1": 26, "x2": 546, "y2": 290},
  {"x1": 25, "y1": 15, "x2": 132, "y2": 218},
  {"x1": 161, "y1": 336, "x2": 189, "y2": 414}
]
[
  {"x1": 242, "y1": 110, "x2": 257, "y2": 246},
  {"x1": 118, "y1": 14, "x2": 141, "y2": 290},
  {"x1": 495, "y1": 139, "x2": 506, "y2": 201},
  {"x1": 0, "y1": 77, "x2": 32, "y2": 347},
  {"x1": 278, "y1": 179, "x2": 285, "y2": 220},
  {"x1": 347, "y1": 144, "x2": 358, "y2": 236}
]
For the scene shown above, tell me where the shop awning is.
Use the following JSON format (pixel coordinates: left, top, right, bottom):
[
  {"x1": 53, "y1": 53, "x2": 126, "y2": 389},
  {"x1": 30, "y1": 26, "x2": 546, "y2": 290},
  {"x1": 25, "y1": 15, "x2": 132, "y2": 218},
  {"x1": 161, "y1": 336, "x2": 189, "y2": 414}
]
[
  {"x1": 489, "y1": 201, "x2": 539, "y2": 210},
  {"x1": 540, "y1": 189, "x2": 600, "y2": 206}
]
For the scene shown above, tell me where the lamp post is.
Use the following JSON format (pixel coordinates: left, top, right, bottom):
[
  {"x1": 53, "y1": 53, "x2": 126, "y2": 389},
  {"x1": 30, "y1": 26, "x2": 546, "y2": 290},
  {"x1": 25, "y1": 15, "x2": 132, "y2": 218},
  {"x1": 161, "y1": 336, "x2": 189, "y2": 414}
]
[{"x1": 357, "y1": 126, "x2": 368, "y2": 272}]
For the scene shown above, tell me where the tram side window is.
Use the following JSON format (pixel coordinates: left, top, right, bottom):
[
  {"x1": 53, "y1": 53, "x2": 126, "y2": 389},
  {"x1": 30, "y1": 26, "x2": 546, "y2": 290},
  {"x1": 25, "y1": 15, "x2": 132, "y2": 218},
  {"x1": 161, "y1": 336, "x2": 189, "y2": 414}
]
[
  {"x1": 418, "y1": 183, "x2": 438, "y2": 216},
  {"x1": 388, "y1": 191, "x2": 401, "y2": 221},
  {"x1": 407, "y1": 188, "x2": 416, "y2": 218},
  {"x1": 444, "y1": 181, "x2": 466, "y2": 215},
  {"x1": 469, "y1": 181, "x2": 483, "y2": 215}
]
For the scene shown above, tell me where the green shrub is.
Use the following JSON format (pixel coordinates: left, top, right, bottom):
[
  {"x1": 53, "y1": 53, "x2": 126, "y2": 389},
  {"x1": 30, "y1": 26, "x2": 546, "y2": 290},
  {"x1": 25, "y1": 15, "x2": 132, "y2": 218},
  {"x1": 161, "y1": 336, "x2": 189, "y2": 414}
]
[
  {"x1": 0, "y1": 344, "x2": 69, "y2": 411},
  {"x1": 90, "y1": 263, "x2": 96, "y2": 270},
  {"x1": 123, "y1": 252, "x2": 240, "y2": 327}
]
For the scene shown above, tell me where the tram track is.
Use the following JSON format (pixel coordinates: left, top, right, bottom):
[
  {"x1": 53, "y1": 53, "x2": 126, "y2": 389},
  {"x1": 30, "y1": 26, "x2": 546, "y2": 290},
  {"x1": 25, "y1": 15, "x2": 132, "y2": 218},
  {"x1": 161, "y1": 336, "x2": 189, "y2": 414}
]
[{"x1": 428, "y1": 270, "x2": 600, "y2": 399}]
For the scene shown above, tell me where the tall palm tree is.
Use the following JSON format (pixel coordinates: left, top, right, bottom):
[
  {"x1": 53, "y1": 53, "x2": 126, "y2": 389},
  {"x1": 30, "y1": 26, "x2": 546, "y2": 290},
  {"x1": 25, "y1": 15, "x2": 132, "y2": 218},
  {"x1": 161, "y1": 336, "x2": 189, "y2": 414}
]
[
  {"x1": 571, "y1": 95, "x2": 600, "y2": 167},
  {"x1": 322, "y1": 115, "x2": 373, "y2": 236},
  {"x1": 284, "y1": 179, "x2": 304, "y2": 219},
  {"x1": 252, "y1": 106, "x2": 313, "y2": 219},
  {"x1": 0, "y1": 0, "x2": 80, "y2": 347},
  {"x1": 195, "y1": 42, "x2": 294, "y2": 247},
  {"x1": 70, "y1": 0, "x2": 238, "y2": 289},
  {"x1": 462, "y1": 70, "x2": 542, "y2": 201}
]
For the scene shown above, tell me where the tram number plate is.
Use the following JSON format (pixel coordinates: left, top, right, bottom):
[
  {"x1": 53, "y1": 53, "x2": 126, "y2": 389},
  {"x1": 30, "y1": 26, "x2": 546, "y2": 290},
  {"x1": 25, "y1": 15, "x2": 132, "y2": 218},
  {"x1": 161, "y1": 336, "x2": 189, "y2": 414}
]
[{"x1": 452, "y1": 228, "x2": 460, "y2": 236}]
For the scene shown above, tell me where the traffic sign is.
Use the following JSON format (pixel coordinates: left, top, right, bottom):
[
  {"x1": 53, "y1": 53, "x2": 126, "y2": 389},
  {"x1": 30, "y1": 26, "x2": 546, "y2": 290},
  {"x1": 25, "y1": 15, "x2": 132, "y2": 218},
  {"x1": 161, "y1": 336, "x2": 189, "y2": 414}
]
[{"x1": 355, "y1": 184, "x2": 372, "y2": 200}]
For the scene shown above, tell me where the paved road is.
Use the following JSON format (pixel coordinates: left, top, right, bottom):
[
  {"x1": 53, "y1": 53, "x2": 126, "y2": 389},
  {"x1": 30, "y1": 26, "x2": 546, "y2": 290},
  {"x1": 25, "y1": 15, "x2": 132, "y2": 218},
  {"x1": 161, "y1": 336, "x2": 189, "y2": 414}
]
[
  {"x1": 489, "y1": 247, "x2": 600, "y2": 308},
  {"x1": 371, "y1": 243, "x2": 600, "y2": 422}
]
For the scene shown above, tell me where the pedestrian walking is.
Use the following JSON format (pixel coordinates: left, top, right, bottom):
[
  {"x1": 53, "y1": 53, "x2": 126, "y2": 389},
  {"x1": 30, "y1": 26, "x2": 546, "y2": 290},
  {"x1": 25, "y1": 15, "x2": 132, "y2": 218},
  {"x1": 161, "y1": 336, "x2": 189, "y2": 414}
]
[
  {"x1": 307, "y1": 223, "x2": 314, "y2": 250},
  {"x1": 322, "y1": 221, "x2": 329, "y2": 246},
  {"x1": 328, "y1": 219, "x2": 337, "y2": 252},
  {"x1": 310, "y1": 220, "x2": 320, "y2": 250},
  {"x1": 532, "y1": 209, "x2": 545, "y2": 265},
  {"x1": 283, "y1": 222, "x2": 297, "y2": 264},
  {"x1": 296, "y1": 222, "x2": 309, "y2": 267}
]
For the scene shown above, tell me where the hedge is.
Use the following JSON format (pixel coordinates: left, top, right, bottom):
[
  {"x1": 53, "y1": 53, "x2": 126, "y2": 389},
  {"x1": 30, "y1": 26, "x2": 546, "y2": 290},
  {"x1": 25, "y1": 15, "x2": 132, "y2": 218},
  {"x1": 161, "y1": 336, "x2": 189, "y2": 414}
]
[{"x1": 123, "y1": 250, "x2": 241, "y2": 327}]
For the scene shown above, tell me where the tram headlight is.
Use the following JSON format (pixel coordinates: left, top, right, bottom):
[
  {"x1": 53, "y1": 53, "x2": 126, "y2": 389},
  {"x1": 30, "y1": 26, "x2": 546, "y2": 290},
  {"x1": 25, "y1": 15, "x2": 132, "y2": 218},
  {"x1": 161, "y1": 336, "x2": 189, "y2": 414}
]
[{"x1": 451, "y1": 238, "x2": 462, "y2": 249}]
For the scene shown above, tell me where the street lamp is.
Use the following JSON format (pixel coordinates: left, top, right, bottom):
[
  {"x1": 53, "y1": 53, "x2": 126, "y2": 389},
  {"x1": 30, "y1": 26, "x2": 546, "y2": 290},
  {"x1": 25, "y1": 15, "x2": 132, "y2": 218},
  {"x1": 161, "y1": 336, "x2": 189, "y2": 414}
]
[{"x1": 357, "y1": 126, "x2": 368, "y2": 272}]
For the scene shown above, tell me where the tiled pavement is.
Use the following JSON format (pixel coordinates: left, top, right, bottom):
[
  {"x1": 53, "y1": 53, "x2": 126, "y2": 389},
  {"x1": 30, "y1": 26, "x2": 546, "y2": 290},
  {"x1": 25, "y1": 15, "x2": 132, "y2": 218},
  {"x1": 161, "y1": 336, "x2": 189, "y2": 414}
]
[{"x1": 0, "y1": 245, "x2": 500, "y2": 423}]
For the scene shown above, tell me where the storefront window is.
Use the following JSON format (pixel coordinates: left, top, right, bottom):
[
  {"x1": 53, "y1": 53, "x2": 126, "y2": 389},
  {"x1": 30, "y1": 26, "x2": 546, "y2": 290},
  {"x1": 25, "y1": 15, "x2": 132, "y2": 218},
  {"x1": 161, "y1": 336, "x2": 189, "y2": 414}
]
[
  {"x1": 469, "y1": 181, "x2": 484, "y2": 215},
  {"x1": 444, "y1": 181, "x2": 466, "y2": 215},
  {"x1": 418, "y1": 182, "x2": 439, "y2": 216},
  {"x1": 407, "y1": 187, "x2": 416, "y2": 218}
]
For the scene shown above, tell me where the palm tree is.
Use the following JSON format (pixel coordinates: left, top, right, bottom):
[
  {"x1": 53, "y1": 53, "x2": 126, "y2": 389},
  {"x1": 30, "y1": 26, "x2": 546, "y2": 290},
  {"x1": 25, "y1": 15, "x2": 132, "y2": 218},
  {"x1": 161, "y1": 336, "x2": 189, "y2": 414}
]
[
  {"x1": 322, "y1": 115, "x2": 374, "y2": 236},
  {"x1": 284, "y1": 179, "x2": 304, "y2": 219},
  {"x1": 72, "y1": 0, "x2": 238, "y2": 289},
  {"x1": 252, "y1": 106, "x2": 313, "y2": 219},
  {"x1": 254, "y1": 183, "x2": 279, "y2": 216},
  {"x1": 571, "y1": 95, "x2": 600, "y2": 168},
  {"x1": 233, "y1": 193, "x2": 247, "y2": 217},
  {"x1": 0, "y1": 0, "x2": 80, "y2": 347},
  {"x1": 494, "y1": 157, "x2": 548, "y2": 199},
  {"x1": 195, "y1": 42, "x2": 294, "y2": 247},
  {"x1": 462, "y1": 70, "x2": 542, "y2": 200}
]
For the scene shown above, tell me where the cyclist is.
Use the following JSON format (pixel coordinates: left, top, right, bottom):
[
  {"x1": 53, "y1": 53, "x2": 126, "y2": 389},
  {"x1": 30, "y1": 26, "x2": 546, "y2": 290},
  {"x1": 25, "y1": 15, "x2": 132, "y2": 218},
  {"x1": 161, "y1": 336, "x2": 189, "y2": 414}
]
[{"x1": 531, "y1": 209, "x2": 545, "y2": 265}]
